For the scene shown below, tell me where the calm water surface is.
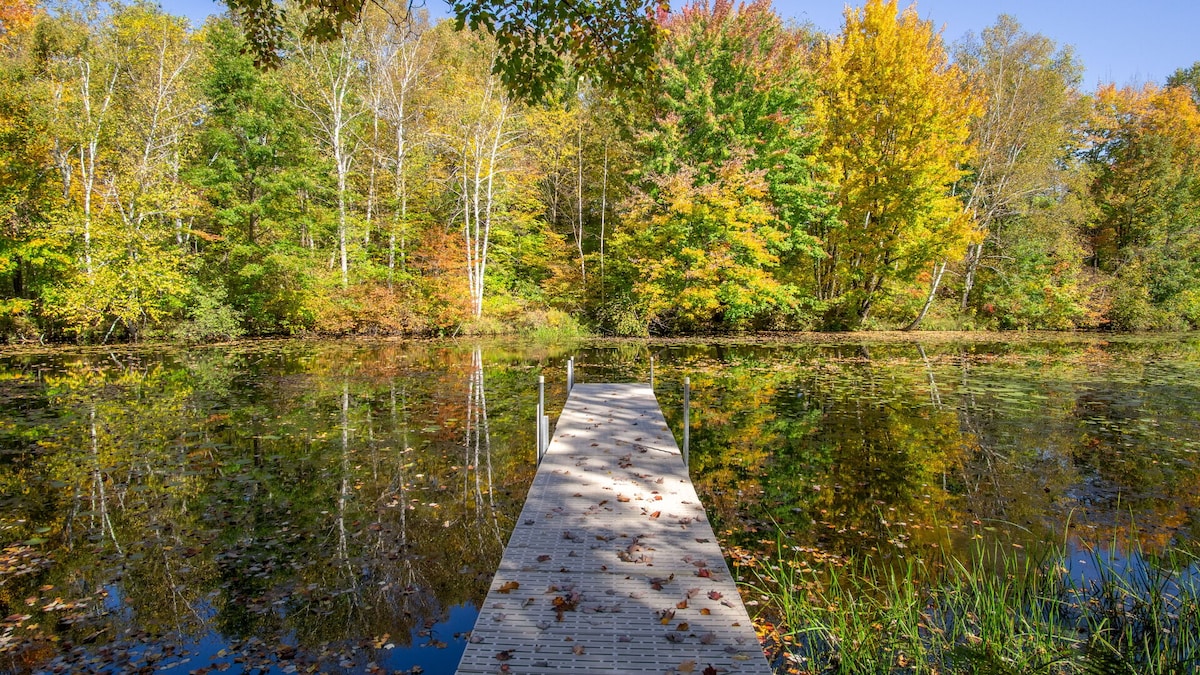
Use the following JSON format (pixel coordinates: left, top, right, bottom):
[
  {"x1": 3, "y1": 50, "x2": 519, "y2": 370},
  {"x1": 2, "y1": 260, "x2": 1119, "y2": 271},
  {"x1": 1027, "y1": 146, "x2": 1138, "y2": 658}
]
[{"x1": 2, "y1": 335, "x2": 1198, "y2": 673}]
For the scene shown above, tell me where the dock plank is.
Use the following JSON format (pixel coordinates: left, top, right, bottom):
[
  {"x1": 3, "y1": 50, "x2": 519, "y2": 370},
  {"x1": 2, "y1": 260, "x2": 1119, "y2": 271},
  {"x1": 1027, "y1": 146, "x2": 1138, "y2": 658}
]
[{"x1": 456, "y1": 383, "x2": 772, "y2": 674}]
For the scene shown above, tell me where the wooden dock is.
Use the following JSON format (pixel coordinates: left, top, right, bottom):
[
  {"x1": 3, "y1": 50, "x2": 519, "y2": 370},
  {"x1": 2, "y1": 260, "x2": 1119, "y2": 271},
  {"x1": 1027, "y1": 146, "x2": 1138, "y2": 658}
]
[{"x1": 456, "y1": 383, "x2": 772, "y2": 674}]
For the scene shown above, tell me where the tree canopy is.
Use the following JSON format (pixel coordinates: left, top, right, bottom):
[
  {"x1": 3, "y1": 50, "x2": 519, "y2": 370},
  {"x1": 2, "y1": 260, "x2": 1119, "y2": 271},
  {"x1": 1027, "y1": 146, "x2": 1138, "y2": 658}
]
[{"x1": 223, "y1": 0, "x2": 664, "y2": 100}]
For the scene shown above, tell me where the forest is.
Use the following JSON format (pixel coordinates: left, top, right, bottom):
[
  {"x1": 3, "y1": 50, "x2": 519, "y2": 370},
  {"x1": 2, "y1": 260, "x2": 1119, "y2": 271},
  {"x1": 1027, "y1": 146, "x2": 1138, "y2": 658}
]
[{"x1": 1, "y1": 0, "x2": 1199, "y2": 342}]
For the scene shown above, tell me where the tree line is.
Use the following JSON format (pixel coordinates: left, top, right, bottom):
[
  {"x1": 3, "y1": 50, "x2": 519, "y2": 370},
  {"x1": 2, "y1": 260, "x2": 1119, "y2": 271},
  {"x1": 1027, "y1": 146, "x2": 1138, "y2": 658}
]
[{"x1": 1, "y1": 0, "x2": 1198, "y2": 341}]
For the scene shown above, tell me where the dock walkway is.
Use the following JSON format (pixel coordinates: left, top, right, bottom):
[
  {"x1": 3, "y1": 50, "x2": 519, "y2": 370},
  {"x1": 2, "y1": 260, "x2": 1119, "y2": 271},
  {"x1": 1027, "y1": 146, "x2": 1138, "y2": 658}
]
[{"x1": 456, "y1": 383, "x2": 772, "y2": 674}]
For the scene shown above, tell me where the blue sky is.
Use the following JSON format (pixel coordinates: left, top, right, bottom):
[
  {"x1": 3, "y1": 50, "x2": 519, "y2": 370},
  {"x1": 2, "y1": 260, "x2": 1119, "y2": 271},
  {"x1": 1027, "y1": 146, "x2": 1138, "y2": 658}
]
[{"x1": 157, "y1": 0, "x2": 1196, "y2": 89}]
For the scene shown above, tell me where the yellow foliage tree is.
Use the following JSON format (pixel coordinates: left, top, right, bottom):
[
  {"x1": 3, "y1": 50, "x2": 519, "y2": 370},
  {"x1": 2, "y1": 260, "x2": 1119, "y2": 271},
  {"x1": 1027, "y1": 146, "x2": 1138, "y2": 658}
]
[
  {"x1": 1087, "y1": 82, "x2": 1200, "y2": 328},
  {"x1": 814, "y1": 0, "x2": 982, "y2": 327}
]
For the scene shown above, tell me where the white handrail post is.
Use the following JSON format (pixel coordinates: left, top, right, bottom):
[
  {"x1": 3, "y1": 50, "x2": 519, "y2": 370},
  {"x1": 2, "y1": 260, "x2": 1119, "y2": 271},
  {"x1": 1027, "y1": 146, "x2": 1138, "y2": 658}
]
[
  {"x1": 567, "y1": 357, "x2": 574, "y2": 392},
  {"x1": 650, "y1": 356, "x2": 655, "y2": 390},
  {"x1": 537, "y1": 375, "x2": 546, "y2": 464},
  {"x1": 683, "y1": 376, "x2": 690, "y2": 468}
]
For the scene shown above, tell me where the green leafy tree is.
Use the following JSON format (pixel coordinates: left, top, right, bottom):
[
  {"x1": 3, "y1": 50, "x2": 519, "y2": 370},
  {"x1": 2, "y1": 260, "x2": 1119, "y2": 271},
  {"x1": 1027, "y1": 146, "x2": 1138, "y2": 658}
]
[
  {"x1": 610, "y1": 0, "x2": 832, "y2": 333},
  {"x1": 220, "y1": 0, "x2": 663, "y2": 101},
  {"x1": 1166, "y1": 61, "x2": 1200, "y2": 106},
  {"x1": 189, "y1": 17, "x2": 316, "y2": 335}
]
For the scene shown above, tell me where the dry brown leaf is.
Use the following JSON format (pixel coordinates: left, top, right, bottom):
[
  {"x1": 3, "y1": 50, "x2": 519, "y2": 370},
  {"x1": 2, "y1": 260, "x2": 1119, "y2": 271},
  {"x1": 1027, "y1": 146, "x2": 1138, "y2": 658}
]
[{"x1": 497, "y1": 581, "x2": 519, "y2": 593}]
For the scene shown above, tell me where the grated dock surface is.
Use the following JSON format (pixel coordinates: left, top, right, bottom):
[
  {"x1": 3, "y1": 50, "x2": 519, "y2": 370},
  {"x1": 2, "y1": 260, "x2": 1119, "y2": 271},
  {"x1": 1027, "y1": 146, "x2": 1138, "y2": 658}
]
[{"x1": 456, "y1": 383, "x2": 772, "y2": 675}]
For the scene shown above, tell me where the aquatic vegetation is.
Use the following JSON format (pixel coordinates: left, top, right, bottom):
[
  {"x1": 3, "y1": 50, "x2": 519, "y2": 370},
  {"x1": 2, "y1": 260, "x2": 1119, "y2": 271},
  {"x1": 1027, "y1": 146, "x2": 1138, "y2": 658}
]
[{"x1": 742, "y1": 534, "x2": 1200, "y2": 674}]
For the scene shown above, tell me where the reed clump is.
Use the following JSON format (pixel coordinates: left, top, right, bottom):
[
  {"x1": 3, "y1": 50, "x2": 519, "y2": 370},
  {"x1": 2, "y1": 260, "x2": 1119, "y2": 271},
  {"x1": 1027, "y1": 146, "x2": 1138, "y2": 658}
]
[{"x1": 742, "y1": 537, "x2": 1200, "y2": 674}]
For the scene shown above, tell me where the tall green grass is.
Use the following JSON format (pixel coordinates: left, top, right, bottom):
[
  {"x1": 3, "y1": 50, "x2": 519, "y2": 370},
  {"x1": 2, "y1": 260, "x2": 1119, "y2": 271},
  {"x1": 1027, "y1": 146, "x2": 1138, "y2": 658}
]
[{"x1": 746, "y1": 537, "x2": 1200, "y2": 674}]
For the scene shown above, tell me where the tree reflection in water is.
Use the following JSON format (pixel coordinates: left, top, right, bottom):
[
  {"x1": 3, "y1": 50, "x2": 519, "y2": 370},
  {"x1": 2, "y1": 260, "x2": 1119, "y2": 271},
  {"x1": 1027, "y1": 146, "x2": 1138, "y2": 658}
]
[
  {"x1": 0, "y1": 342, "x2": 538, "y2": 674},
  {"x1": 1, "y1": 336, "x2": 1199, "y2": 674}
]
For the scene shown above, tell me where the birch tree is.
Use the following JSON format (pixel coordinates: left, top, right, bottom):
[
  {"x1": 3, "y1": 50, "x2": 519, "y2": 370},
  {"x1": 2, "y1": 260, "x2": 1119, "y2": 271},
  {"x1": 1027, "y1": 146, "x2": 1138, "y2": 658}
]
[
  {"x1": 42, "y1": 5, "x2": 199, "y2": 338},
  {"x1": 365, "y1": 7, "x2": 434, "y2": 286},
  {"x1": 436, "y1": 38, "x2": 520, "y2": 319},
  {"x1": 47, "y1": 9, "x2": 119, "y2": 282},
  {"x1": 289, "y1": 25, "x2": 366, "y2": 290},
  {"x1": 951, "y1": 16, "x2": 1083, "y2": 316}
]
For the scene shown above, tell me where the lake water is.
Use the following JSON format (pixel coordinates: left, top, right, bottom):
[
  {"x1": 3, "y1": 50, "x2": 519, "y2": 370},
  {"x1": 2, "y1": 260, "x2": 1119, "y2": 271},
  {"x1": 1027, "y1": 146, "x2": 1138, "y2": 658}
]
[{"x1": 2, "y1": 334, "x2": 1198, "y2": 674}]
